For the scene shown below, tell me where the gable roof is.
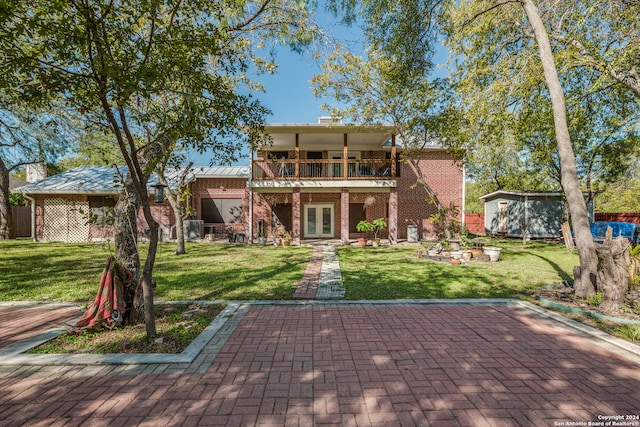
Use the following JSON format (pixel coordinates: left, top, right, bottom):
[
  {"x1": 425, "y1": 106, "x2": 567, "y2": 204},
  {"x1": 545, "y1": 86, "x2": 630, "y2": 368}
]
[{"x1": 15, "y1": 165, "x2": 250, "y2": 195}]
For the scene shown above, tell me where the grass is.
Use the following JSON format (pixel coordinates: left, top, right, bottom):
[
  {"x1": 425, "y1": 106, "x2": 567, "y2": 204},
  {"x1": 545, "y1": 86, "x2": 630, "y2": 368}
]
[
  {"x1": 29, "y1": 303, "x2": 226, "y2": 354},
  {"x1": 0, "y1": 238, "x2": 578, "y2": 303},
  {"x1": 0, "y1": 239, "x2": 312, "y2": 302},
  {"x1": 338, "y1": 239, "x2": 579, "y2": 300}
]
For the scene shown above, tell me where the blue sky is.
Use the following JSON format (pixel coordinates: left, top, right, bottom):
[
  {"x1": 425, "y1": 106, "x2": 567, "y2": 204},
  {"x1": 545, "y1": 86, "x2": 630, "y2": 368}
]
[{"x1": 191, "y1": 7, "x2": 450, "y2": 165}]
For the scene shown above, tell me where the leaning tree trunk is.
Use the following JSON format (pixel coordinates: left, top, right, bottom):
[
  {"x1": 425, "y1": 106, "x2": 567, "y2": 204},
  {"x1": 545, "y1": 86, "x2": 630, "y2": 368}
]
[
  {"x1": 113, "y1": 175, "x2": 143, "y2": 325},
  {"x1": 521, "y1": 0, "x2": 598, "y2": 297},
  {"x1": 0, "y1": 159, "x2": 14, "y2": 240},
  {"x1": 597, "y1": 236, "x2": 630, "y2": 315}
]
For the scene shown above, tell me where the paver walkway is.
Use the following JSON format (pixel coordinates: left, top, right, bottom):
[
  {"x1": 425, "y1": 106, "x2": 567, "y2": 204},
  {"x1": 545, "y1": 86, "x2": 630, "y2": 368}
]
[
  {"x1": 1, "y1": 300, "x2": 640, "y2": 426},
  {"x1": 294, "y1": 245, "x2": 345, "y2": 300}
]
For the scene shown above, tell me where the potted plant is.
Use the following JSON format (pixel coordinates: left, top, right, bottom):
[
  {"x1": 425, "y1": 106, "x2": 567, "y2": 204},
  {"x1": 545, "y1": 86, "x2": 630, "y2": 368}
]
[
  {"x1": 356, "y1": 220, "x2": 373, "y2": 247},
  {"x1": 370, "y1": 218, "x2": 387, "y2": 247},
  {"x1": 483, "y1": 246, "x2": 502, "y2": 262},
  {"x1": 460, "y1": 232, "x2": 473, "y2": 262},
  {"x1": 281, "y1": 230, "x2": 292, "y2": 246}
]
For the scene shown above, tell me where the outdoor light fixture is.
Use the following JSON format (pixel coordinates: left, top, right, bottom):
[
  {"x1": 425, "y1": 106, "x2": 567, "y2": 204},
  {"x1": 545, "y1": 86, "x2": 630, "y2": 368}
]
[{"x1": 152, "y1": 183, "x2": 167, "y2": 203}]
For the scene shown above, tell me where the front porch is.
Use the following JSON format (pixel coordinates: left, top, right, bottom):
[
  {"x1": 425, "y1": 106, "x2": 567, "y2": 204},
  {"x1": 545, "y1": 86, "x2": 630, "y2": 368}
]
[{"x1": 250, "y1": 187, "x2": 399, "y2": 245}]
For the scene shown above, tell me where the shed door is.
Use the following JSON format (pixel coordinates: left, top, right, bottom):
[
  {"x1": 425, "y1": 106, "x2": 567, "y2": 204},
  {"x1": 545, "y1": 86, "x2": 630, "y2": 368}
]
[{"x1": 498, "y1": 201, "x2": 509, "y2": 233}]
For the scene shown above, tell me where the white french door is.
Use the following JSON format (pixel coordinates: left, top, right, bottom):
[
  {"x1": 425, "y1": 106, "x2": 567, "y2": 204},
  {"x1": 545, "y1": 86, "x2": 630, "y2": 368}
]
[{"x1": 304, "y1": 204, "x2": 334, "y2": 238}]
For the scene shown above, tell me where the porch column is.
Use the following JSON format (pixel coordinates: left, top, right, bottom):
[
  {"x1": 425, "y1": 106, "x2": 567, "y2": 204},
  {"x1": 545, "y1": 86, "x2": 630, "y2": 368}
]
[
  {"x1": 389, "y1": 188, "x2": 398, "y2": 245},
  {"x1": 343, "y1": 134, "x2": 348, "y2": 179},
  {"x1": 341, "y1": 188, "x2": 350, "y2": 245},
  {"x1": 391, "y1": 134, "x2": 397, "y2": 178},
  {"x1": 292, "y1": 188, "x2": 301, "y2": 245},
  {"x1": 295, "y1": 134, "x2": 300, "y2": 179}
]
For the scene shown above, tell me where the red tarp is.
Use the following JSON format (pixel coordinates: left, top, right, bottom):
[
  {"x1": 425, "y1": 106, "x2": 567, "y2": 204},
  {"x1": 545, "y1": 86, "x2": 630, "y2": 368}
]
[{"x1": 75, "y1": 256, "x2": 132, "y2": 330}]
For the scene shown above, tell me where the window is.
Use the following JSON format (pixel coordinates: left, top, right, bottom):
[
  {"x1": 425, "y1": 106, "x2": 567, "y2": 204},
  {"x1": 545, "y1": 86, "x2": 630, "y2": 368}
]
[
  {"x1": 88, "y1": 196, "x2": 116, "y2": 226},
  {"x1": 201, "y1": 198, "x2": 242, "y2": 224},
  {"x1": 349, "y1": 203, "x2": 366, "y2": 233}
]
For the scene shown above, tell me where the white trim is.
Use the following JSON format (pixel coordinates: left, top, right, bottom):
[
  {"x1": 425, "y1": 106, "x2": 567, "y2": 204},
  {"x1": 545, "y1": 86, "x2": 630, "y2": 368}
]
[{"x1": 249, "y1": 180, "x2": 396, "y2": 190}]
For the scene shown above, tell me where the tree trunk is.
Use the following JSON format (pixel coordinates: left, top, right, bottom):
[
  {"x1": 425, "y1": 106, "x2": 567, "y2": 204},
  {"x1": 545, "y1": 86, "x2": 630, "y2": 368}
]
[
  {"x1": 597, "y1": 237, "x2": 630, "y2": 315},
  {"x1": 113, "y1": 175, "x2": 142, "y2": 325},
  {"x1": 139, "y1": 203, "x2": 159, "y2": 337},
  {"x1": 156, "y1": 170, "x2": 188, "y2": 255},
  {"x1": 0, "y1": 159, "x2": 15, "y2": 240},
  {"x1": 521, "y1": 0, "x2": 598, "y2": 297}
]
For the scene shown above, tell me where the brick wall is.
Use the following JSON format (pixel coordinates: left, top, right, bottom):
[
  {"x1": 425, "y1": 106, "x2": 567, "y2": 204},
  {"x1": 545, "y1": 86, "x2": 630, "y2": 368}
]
[{"x1": 396, "y1": 151, "x2": 464, "y2": 239}]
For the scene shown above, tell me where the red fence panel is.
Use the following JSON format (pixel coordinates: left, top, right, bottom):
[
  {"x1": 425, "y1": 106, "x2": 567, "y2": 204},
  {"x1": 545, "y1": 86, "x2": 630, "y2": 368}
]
[
  {"x1": 465, "y1": 213, "x2": 485, "y2": 235},
  {"x1": 595, "y1": 212, "x2": 640, "y2": 225}
]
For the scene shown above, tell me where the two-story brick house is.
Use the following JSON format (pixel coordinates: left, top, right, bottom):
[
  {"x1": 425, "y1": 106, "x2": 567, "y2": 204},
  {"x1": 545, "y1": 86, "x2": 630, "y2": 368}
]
[
  {"x1": 247, "y1": 120, "x2": 464, "y2": 244},
  {"x1": 17, "y1": 121, "x2": 464, "y2": 244}
]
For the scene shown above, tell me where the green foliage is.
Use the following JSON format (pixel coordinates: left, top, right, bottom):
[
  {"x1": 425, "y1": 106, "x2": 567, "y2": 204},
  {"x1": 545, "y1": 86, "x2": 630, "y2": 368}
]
[
  {"x1": 586, "y1": 292, "x2": 603, "y2": 307},
  {"x1": 445, "y1": 1, "x2": 640, "y2": 195},
  {"x1": 356, "y1": 220, "x2": 373, "y2": 234},
  {"x1": 612, "y1": 325, "x2": 640, "y2": 343},
  {"x1": 8, "y1": 192, "x2": 27, "y2": 207},
  {"x1": 370, "y1": 218, "x2": 387, "y2": 239}
]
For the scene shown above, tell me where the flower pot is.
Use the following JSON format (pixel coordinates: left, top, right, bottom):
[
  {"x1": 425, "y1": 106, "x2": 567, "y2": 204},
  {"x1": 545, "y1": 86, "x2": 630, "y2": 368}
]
[
  {"x1": 450, "y1": 250, "x2": 463, "y2": 260},
  {"x1": 450, "y1": 258, "x2": 461, "y2": 265},
  {"x1": 258, "y1": 237, "x2": 267, "y2": 246},
  {"x1": 371, "y1": 238, "x2": 380, "y2": 247},
  {"x1": 483, "y1": 246, "x2": 502, "y2": 262},
  {"x1": 462, "y1": 250, "x2": 472, "y2": 262},
  {"x1": 357, "y1": 237, "x2": 367, "y2": 247},
  {"x1": 470, "y1": 247, "x2": 483, "y2": 258},
  {"x1": 281, "y1": 238, "x2": 291, "y2": 247}
]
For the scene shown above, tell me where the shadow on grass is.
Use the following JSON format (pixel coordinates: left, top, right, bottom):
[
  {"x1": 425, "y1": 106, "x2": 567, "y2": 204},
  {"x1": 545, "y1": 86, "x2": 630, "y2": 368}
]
[{"x1": 338, "y1": 244, "x2": 575, "y2": 300}]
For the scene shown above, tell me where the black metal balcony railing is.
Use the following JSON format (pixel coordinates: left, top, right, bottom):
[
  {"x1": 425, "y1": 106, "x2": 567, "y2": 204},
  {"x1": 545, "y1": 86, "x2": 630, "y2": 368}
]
[{"x1": 252, "y1": 159, "x2": 395, "y2": 180}]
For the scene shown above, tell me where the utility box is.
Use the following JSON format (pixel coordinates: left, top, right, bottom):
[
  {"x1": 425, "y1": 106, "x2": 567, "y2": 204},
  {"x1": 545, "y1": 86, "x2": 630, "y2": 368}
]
[
  {"x1": 407, "y1": 225, "x2": 418, "y2": 243},
  {"x1": 184, "y1": 220, "x2": 204, "y2": 240}
]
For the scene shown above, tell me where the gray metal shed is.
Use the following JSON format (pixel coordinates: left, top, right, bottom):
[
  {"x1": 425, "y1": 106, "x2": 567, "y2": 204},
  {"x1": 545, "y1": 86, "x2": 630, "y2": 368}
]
[{"x1": 480, "y1": 190, "x2": 594, "y2": 239}]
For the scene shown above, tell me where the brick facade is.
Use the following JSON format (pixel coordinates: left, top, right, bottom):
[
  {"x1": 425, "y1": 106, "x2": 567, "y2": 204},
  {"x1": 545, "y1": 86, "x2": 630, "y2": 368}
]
[{"x1": 26, "y1": 149, "x2": 463, "y2": 243}]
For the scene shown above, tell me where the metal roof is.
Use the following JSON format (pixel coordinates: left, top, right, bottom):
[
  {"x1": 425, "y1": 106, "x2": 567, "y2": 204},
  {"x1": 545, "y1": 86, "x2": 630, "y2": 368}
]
[
  {"x1": 15, "y1": 165, "x2": 249, "y2": 195},
  {"x1": 479, "y1": 190, "x2": 584, "y2": 200}
]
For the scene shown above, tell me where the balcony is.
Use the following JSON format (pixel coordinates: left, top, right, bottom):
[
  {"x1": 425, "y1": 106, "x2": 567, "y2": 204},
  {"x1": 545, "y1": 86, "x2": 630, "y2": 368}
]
[{"x1": 252, "y1": 158, "x2": 396, "y2": 181}]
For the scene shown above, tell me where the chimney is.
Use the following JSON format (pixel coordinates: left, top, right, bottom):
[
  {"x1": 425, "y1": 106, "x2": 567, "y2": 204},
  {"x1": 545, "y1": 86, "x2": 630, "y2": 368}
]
[
  {"x1": 318, "y1": 116, "x2": 342, "y2": 125},
  {"x1": 25, "y1": 162, "x2": 47, "y2": 183}
]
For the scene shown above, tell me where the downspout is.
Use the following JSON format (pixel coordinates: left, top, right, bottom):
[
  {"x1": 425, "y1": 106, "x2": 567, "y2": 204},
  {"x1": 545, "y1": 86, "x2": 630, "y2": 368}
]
[
  {"x1": 461, "y1": 164, "x2": 466, "y2": 230},
  {"x1": 23, "y1": 194, "x2": 36, "y2": 242},
  {"x1": 248, "y1": 149, "x2": 254, "y2": 244}
]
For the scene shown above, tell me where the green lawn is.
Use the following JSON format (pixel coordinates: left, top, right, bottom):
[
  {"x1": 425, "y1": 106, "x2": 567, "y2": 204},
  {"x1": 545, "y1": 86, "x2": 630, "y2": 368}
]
[
  {"x1": 0, "y1": 240, "x2": 312, "y2": 302},
  {"x1": 338, "y1": 240, "x2": 579, "y2": 300},
  {"x1": 0, "y1": 238, "x2": 578, "y2": 303}
]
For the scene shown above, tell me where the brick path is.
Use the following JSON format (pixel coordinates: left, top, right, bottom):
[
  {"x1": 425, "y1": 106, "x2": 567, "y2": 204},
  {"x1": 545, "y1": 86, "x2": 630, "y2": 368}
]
[
  {"x1": 0, "y1": 303, "x2": 81, "y2": 353},
  {"x1": 294, "y1": 245, "x2": 344, "y2": 300},
  {"x1": 1, "y1": 300, "x2": 640, "y2": 426},
  {"x1": 293, "y1": 246, "x2": 324, "y2": 300}
]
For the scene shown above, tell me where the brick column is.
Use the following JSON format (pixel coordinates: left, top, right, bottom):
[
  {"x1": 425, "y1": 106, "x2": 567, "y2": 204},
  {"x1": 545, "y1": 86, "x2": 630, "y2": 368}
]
[
  {"x1": 389, "y1": 189, "x2": 398, "y2": 245},
  {"x1": 292, "y1": 189, "x2": 301, "y2": 245},
  {"x1": 341, "y1": 188, "x2": 350, "y2": 245}
]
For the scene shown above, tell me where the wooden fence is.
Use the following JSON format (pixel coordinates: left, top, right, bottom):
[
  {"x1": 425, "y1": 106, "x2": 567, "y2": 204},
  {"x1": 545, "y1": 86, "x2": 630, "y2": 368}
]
[
  {"x1": 11, "y1": 206, "x2": 31, "y2": 237},
  {"x1": 595, "y1": 212, "x2": 640, "y2": 225}
]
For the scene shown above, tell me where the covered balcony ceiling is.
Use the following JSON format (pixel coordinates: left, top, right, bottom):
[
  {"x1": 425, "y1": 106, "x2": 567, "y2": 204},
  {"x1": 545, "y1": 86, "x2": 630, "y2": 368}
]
[{"x1": 263, "y1": 123, "x2": 395, "y2": 150}]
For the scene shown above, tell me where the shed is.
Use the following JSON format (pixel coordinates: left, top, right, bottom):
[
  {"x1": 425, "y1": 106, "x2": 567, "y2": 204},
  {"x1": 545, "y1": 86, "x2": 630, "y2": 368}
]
[{"x1": 480, "y1": 190, "x2": 594, "y2": 239}]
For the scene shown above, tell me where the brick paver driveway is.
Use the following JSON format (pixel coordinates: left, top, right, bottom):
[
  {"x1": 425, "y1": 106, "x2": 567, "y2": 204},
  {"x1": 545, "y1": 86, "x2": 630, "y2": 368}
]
[{"x1": 1, "y1": 301, "x2": 639, "y2": 426}]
